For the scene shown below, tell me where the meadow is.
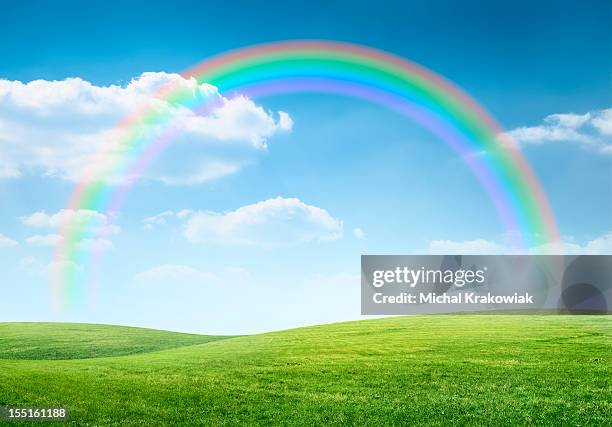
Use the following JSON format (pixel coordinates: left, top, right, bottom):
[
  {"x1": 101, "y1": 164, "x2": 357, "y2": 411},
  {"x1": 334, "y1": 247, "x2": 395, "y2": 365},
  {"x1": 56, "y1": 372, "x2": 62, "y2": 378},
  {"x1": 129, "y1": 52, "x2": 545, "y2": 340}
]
[{"x1": 0, "y1": 315, "x2": 610, "y2": 425}]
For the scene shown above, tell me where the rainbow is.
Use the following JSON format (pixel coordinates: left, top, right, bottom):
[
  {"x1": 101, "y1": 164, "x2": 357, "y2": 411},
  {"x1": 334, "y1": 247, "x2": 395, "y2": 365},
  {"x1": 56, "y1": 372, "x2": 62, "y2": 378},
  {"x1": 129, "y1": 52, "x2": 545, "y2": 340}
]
[{"x1": 53, "y1": 40, "x2": 560, "y2": 309}]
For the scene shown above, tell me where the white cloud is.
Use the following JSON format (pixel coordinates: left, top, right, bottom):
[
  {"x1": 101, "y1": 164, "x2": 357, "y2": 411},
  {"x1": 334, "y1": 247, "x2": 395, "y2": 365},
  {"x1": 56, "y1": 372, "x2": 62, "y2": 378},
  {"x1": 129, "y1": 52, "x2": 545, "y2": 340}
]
[
  {"x1": 579, "y1": 232, "x2": 612, "y2": 253},
  {"x1": 183, "y1": 197, "x2": 343, "y2": 246},
  {"x1": 178, "y1": 95, "x2": 292, "y2": 148},
  {"x1": 0, "y1": 73, "x2": 292, "y2": 184},
  {"x1": 134, "y1": 264, "x2": 250, "y2": 286},
  {"x1": 157, "y1": 160, "x2": 241, "y2": 185},
  {"x1": 26, "y1": 234, "x2": 63, "y2": 246},
  {"x1": 278, "y1": 111, "x2": 294, "y2": 131},
  {"x1": 143, "y1": 210, "x2": 174, "y2": 230},
  {"x1": 426, "y1": 231, "x2": 612, "y2": 255},
  {"x1": 176, "y1": 209, "x2": 194, "y2": 219},
  {"x1": 591, "y1": 109, "x2": 612, "y2": 135},
  {"x1": 148, "y1": 197, "x2": 343, "y2": 246},
  {"x1": 427, "y1": 238, "x2": 506, "y2": 254},
  {"x1": 508, "y1": 123, "x2": 586, "y2": 144},
  {"x1": 545, "y1": 112, "x2": 592, "y2": 128},
  {"x1": 352, "y1": 227, "x2": 366, "y2": 240},
  {"x1": 21, "y1": 209, "x2": 119, "y2": 235},
  {"x1": 505, "y1": 108, "x2": 612, "y2": 154},
  {"x1": 0, "y1": 233, "x2": 18, "y2": 248},
  {"x1": 25, "y1": 233, "x2": 112, "y2": 251},
  {"x1": 22, "y1": 209, "x2": 118, "y2": 251},
  {"x1": 534, "y1": 232, "x2": 612, "y2": 255}
]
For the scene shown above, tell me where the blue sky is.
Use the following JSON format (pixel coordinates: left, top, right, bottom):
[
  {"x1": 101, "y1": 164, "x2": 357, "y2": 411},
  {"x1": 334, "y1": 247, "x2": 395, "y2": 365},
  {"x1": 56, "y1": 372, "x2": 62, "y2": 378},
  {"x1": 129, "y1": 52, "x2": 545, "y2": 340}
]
[{"x1": 0, "y1": 0, "x2": 610, "y2": 333}]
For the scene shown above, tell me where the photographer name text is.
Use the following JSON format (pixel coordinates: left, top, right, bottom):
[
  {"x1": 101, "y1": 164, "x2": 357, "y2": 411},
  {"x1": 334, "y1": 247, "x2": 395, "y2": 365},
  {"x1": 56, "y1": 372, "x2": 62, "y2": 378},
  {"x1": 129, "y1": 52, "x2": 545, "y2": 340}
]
[{"x1": 373, "y1": 291, "x2": 534, "y2": 304}]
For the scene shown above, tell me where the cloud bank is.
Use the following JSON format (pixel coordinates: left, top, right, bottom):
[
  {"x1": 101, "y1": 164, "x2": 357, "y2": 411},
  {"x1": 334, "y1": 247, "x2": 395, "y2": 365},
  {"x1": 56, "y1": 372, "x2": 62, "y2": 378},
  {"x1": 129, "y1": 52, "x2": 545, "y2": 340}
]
[
  {"x1": 144, "y1": 197, "x2": 343, "y2": 247},
  {"x1": 0, "y1": 233, "x2": 18, "y2": 248},
  {"x1": 426, "y1": 231, "x2": 612, "y2": 255},
  {"x1": 0, "y1": 73, "x2": 292, "y2": 184},
  {"x1": 506, "y1": 108, "x2": 612, "y2": 154},
  {"x1": 21, "y1": 209, "x2": 118, "y2": 251}
]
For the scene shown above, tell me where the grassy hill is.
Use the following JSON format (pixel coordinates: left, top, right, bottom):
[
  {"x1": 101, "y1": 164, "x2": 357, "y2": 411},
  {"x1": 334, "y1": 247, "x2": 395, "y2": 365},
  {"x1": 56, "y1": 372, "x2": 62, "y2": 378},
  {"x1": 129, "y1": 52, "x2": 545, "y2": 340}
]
[
  {"x1": 0, "y1": 316, "x2": 610, "y2": 425},
  {"x1": 0, "y1": 323, "x2": 230, "y2": 360}
]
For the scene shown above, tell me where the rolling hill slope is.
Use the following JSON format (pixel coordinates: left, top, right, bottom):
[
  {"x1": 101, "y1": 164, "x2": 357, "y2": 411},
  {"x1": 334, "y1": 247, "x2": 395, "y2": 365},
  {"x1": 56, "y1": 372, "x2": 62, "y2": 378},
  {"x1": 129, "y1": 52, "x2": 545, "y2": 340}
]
[
  {"x1": 0, "y1": 322, "x2": 230, "y2": 360},
  {"x1": 0, "y1": 316, "x2": 610, "y2": 425}
]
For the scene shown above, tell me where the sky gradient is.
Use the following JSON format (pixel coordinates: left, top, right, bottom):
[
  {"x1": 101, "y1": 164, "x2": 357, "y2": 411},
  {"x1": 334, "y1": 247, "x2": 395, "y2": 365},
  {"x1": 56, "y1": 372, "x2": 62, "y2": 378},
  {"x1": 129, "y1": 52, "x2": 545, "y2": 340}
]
[{"x1": 0, "y1": 0, "x2": 610, "y2": 333}]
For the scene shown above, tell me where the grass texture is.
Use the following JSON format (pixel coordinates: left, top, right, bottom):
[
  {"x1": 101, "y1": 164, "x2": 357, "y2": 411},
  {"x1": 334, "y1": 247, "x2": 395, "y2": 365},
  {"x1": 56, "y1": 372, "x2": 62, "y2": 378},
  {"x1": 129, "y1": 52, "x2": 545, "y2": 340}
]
[{"x1": 0, "y1": 315, "x2": 610, "y2": 425}]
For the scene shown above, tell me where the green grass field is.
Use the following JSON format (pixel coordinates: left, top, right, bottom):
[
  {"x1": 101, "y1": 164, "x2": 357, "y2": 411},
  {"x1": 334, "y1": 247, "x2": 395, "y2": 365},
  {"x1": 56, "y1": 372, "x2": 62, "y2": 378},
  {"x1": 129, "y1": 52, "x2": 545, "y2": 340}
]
[
  {"x1": 0, "y1": 323, "x2": 229, "y2": 360},
  {"x1": 0, "y1": 316, "x2": 610, "y2": 425}
]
